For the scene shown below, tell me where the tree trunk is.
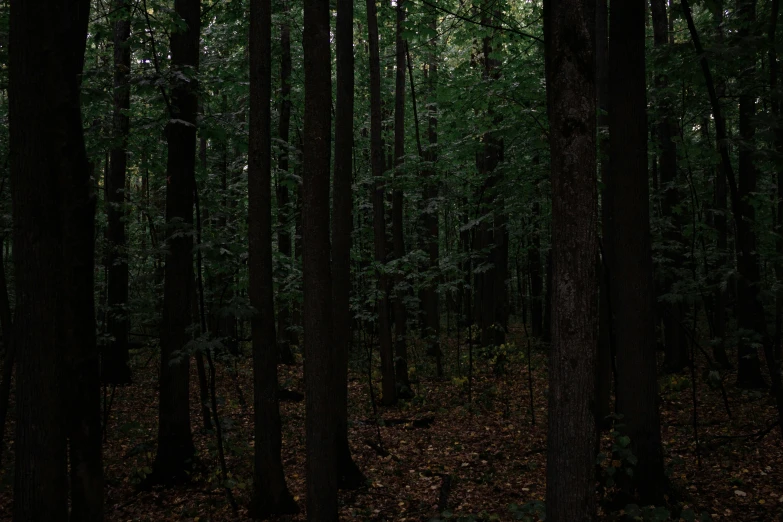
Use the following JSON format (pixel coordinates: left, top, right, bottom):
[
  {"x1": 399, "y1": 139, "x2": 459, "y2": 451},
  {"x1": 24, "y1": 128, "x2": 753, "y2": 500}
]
[
  {"x1": 735, "y1": 0, "x2": 768, "y2": 388},
  {"x1": 276, "y1": 1, "x2": 295, "y2": 365},
  {"x1": 711, "y1": 2, "x2": 731, "y2": 368},
  {"x1": 248, "y1": 0, "x2": 298, "y2": 515},
  {"x1": 474, "y1": 12, "x2": 505, "y2": 348},
  {"x1": 10, "y1": 0, "x2": 100, "y2": 519},
  {"x1": 421, "y1": 11, "x2": 442, "y2": 375},
  {"x1": 392, "y1": 0, "x2": 410, "y2": 391},
  {"x1": 303, "y1": 0, "x2": 338, "y2": 517},
  {"x1": 333, "y1": 0, "x2": 366, "y2": 490},
  {"x1": 771, "y1": 0, "x2": 783, "y2": 369},
  {"x1": 104, "y1": 0, "x2": 133, "y2": 384},
  {"x1": 651, "y1": 0, "x2": 688, "y2": 373},
  {"x1": 367, "y1": 0, "x2": 397, "y2": 406},
  {"x1": 0, "y1": 250, "x2": 13, "y2": 466},
  {"x1": 151, "y1": 0, "x2": 199, "y2": 484},
  {"x1": 543, "y1": 0, "x2": 599, "y2": 519},
  {"x1": 529, "y1": 200, "x2": 543, "y2": 337},
  {"x1": 595, "y1": 0, "x2": 613, "y2": 430},
  {"x1": 609, "y1": 0, "x2": 666, "y2": 503}
]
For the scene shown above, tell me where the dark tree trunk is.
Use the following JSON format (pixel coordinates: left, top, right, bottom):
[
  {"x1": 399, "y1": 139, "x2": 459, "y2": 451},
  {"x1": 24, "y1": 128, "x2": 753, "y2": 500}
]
[
  {"x1": 609, "y1": 0, "x2": 666, "y2": 503},
  {"x1": 420, "y1": 11, "x2": 442, "y2": 375},
  {"x1": 104, "y1": 0, "x2": 133, "y2": 384},
  {"x1": 595, "y1": 0, "x2": 613, "y2": 430},
  {"x1": 333, "y1": 0, "x2": 365, "y2": 490},
  {"x1": 735, "y1": 0, "x2": 768, "y2": 388},
  {"x1": 542, "y1": 250, "x2": 552, "y2": 343},
  {"x1": 276, "y1": 1, "x2": 295, "y2": 365},
  {"x1": 651, "y1": 0, "x2": 688, "y2": 373},
  {"x1": 771, "y1": 0, "x2": 783, "y2": 368},
  {"x1": 151, "y1": 0, "x2": 199, "y2": 484},
  {"x1": 303, "y1": 0, "x2": 338, "y2": 517},
  {"x1": 0, "y1": 250, "x2": 13, "y2": 467},
  {"x1": 392, "y1": 0, "x2": 410, "y2": 391},
  {"x1": 367, "y1": 0, "x2": 397, "y2": 406},
  {"x1": 10, "y1": 0, "x2": 101, "y2": 519},
  {"x1": 543, "y1": 0, "x2": 599, "y2": 519},
  {"x1": 474, "y1": 13, "x2": 505, "y2": 348},
  {"x1": 529, "y1": 200, "x2": 544, "y2": 337},
  {"x1": 710, "y1": 3, "x2": 731, "y2": 368},
  {"x1": 248, "y1": 0, "x2": 298, "y2": 515},
  {"x1": 66, "y1": 5, "x2": 103, "y2": 519}
]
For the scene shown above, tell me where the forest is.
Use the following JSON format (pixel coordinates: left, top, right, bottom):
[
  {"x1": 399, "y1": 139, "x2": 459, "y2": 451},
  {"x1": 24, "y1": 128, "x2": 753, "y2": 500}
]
[{"x1": 2, "y1": 0, "x2": 783, "y2": 520}]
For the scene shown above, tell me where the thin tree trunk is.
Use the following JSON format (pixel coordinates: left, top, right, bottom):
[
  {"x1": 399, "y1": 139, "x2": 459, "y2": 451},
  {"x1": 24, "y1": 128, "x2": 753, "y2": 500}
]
[
  {"x1": 609, "y1": 0, "x2": 666, "y2": 503},
  {"x1": 333, "y1": 0, "x2": 366, "y2": 490},
  {"x1": 651, "y1": 0, "x2": 688, "y2": 373},
  {"x1": 249, "y1": 0, "x2": 298, "y2": 515},
  {"x1": 735, "y1": 0, "x2": 768, "y2": 388},
  {"x1": 392, "y1": 0, "x2": 410, "y2": 392},
  {"x1": 543, "y1": 0, "x2": 599, "y2": 518},
  {"x1": 367, "y1": 0, "x2": 397, "y2": 406},
  {"x1": 104, "y1": 0, "x2": 132, "y2": 385},
  {"x1": 595, "y1": 0, "x2": 613, "y2": 430},
  {"x1": 0, "y1": 246, "x2": 12, "y2": 465},
  {"x1": 420, "y1": 11, "x2": 442, "y2": 375},
  {"x1": 303, "y1": 0, "x2": 339, "y2": 517},
  {"x1": 151, "y1": 0, "x2": 199, "y2": 484},
  {"x1": 276, "y1": 1, "x2": 295, "y2": 365},
  {"x1": 529, "y1": 200, "x2": 543, "y2": 336}
]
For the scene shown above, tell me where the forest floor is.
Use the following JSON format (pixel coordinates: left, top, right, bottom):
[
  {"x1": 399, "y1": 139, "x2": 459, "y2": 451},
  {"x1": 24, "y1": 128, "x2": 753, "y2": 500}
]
[{"x1": 1, "y1": 325, "x2": 783, "y2": 521}]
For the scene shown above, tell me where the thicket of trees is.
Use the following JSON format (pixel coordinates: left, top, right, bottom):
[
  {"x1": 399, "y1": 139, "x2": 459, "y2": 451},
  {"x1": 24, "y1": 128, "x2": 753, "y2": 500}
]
[{"x1": 1, "y1": 0, "x2": 783, "y2": 520}]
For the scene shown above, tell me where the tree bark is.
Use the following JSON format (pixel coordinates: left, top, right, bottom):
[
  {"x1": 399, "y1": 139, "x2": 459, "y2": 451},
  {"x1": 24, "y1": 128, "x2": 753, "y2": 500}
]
[
  {"x1": 609, "y1": 0, "x2": 666, "y2": 503},
  {"x1": 333, "y1": 0, "x2": 366, "y2": 490},
  {"x1": 367, "y1": 0, "x2": 397, "y2": 406},
  {"x1": 104, "y1": 0, "x2": 133, "y2": 385},
  {"x1": 735, "y1": 0, "x2": 768, "y2": 388},
  {"x1": 543, "y1": 0, "x2": 599, "y2": 519},
  {"x1": 303, "y1": 0, "x2": 338, "y2": 518},
  {"x1": 248, "y1": 0, "x2": 298, "y2": 515},
  {"x1": 420, "y1": 11, "x2": 442, "y2": 375},
  {"x1": 595, "y1": 0, "x2": 613, "y2": 430},
  {"x1": 392, "y1": 0, "x2": 410, "y2": 391},
  {"x1": 276, "y1": 1, "x2": 295, "y2": 365},
  {"x1": 651, "y1": 0, "x2": 688, "y2": 373},
  {"x1": 529, "y1": 200, "x2": 544, "y2": 337},
  {"x1": 151, "y1": 0, "x2": 199, "y2": 484},
  {"x1": 10, "y1": 0, "x2": 101, "y2": 519}
]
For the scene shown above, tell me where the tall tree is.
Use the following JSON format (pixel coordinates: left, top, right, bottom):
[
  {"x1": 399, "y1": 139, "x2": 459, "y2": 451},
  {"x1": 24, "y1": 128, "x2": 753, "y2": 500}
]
[
  {"x1": 151, "y1": 0, "x2": 200, "y2": 483},
  {"x1": 473, "y1": 9, "x2": 506, "y2": 348},
  {"x1": 276, "y1": 0, "x2": 296, "y2": 364},
  {"x1": 333, "y1": 0, "x2": 366, "y2": 490},
  {"x1": 609, "y1": 0, "x2": 665, "y2": 501},
  {"x1": 303, "y1": 0, "x2": 339, "y2": 518},
  {"x1": 420, "y1": 10, "x2": 442, "y2": 375},
  {"x1": 392, "y1": 0, "x2": 410, "y2": 391},
  {"x1": 367, "y1": 0, "x2": 397, "y2": 406},
  {"x1": 734, "y1": 0, "x2": 768, "y2": 387},
  {"x1": 651, "y1": 0, "x2": 688, "y2": 372},
  {"x1": 10, "y1": 0, "x2": 101, "y2": 519},
  {"x1": 543, "y1": 0, "x2": 599, "y2": 519},
  {"x1": 595, "y1": 0, "x2": 613, "y2": 429},
  {"x1": 104, "y1": 0, "x2": 133, "y2": 385},
  {"x1": 248, "y1": 0, "x2": 298, "y2": 515}
]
